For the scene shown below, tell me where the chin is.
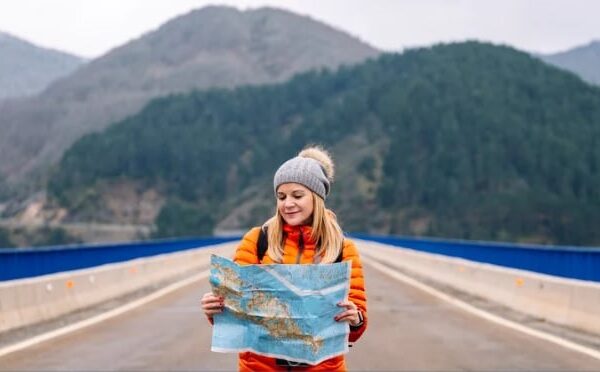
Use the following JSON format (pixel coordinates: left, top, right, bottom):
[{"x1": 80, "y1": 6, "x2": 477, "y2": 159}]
[
  {"x1": 285, "y1": 216, "x2": 312, "y2": 226},
  {"x1": 284, "y1": 219, "x2": 302, "y2": 226}
]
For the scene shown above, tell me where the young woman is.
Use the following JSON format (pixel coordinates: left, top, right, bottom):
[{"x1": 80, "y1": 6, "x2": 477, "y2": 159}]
[{"x1": 201, "y1": 146, "x2": 367, "y2": 371}]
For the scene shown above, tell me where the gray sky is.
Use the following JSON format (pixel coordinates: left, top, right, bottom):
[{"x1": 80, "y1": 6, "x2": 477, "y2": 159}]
[{"x1": 1, "y1": 0, "x2": 599, "y2": 58}]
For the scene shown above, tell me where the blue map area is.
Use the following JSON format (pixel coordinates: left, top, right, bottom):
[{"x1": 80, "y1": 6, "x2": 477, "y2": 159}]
[{"x1": 209, "y1": 255, "x2": 351, "y2": 365}]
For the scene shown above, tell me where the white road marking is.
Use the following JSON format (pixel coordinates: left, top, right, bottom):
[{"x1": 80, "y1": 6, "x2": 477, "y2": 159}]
[
  {"x1": 0, "y1": 270, "x2": 209, "y2": 359},
  {"x1": 362, "y1": 255, "x2": 600, "y2": 361}
]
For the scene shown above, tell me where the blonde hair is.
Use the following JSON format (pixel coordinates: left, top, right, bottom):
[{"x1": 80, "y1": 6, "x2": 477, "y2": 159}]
[
  {"x1": 264, "y1": 193, "x2": 344, "y2": 263},
  {"x1": 264, "y1": 145, "x2": 343, "y2": 263}
]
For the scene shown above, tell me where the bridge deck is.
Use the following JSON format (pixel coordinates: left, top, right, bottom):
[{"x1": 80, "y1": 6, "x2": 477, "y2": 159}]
[{"x1": 1, "y1": 245, "x2": 599, "y2": 371}]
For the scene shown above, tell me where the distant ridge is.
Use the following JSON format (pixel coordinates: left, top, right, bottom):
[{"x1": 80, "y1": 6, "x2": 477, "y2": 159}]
[
  {"x1": 0, "y1": 31, "x2": 85, "y2": 99},
  {"x1": 0, "y1": 6, "x2": 379, "y2": 182},
  {"x1": 539, "y1": 40, "x2": 600, "y2": 85}
]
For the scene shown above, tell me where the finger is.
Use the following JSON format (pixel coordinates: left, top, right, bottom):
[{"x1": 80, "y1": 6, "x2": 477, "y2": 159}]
[
  {"x1": 202, "y1": 301, "x2": 224, "y2": 311},
  {"x1": 335, "y1": 314, "x2": 359, "y2": 323},
  {"x1": 205, "y1": 308, "x2": 223, "y2": 316},
  {"x1": 337, "y1": 301, "x2": 357, "y2": 310},
  {"x1": 202, "y1": 302, "x2": 224, "y2": 310},
  {"x1": 334, "y1": 310, "x2": 358, "y2": 321},
  {"x1": 336, "y1": 309, "x2": 357, "y2": 319},
  {"x1": 201, "y1": 296, "x2": 223, "y2": 305},
  {"x1": 202, "y1": 303, "x2": 225, "y2": 311}
]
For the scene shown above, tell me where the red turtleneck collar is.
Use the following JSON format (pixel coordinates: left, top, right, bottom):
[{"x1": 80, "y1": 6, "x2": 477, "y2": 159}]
[{"x1": 282, "y1": 224, "x2": 315, "y2": 244}]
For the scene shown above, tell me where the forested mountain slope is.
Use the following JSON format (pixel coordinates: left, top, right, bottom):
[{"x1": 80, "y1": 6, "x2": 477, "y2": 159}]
[{"x1": 49, "y1": 42, "x2": 600, "y2": 245}]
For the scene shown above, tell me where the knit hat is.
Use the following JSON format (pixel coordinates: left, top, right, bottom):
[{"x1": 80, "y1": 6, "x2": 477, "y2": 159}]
[{"x1": 273, "y1": 146, "x2": 335, "y2": 200}]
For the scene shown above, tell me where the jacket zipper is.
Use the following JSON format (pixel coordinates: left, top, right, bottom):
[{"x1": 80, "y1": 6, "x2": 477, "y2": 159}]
[{"x1": 295, "y1": 228, "x2": 305, "y2": 264}]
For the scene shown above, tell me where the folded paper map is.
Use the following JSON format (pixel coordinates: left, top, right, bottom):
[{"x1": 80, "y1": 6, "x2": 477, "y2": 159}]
[{"x1": 209, "y1": 255, "x2": 351, "y2": 365}]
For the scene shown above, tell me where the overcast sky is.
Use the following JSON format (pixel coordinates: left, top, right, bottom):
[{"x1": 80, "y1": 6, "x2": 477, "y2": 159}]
[{"x1": 1, "y1": 0, "x2": 599, "y2": 58}]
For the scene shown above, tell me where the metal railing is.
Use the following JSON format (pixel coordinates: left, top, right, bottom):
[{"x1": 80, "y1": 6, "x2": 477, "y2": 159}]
[
  {"x1": 0, "y1": 236, "x2": 239, "y2": 281},
  {"x1": 3, "y1": 233, "x2": 599, "y2": 282},
  {"x1": 351, "y1": 233, "x2": 600, "y2": 282}
]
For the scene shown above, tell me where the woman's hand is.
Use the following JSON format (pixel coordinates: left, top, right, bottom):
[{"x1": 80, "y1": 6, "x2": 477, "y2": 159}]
[
  {"x1": 335, "y1": 301, "x2": 362, "y2": 326},
  {"x1": 201, "y1": 292, "x2": 224, "y2": 325}
]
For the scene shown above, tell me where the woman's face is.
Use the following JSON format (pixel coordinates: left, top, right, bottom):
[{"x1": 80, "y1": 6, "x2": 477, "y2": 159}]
[{"x1": 276, "y1": 183, "x2": 314, "y2": 226}]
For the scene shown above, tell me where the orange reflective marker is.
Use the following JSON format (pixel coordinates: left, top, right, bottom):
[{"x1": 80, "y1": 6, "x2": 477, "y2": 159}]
[
  {"x1": 458, "y1": 266, "x2": 466, "y2": 272},
  {"x1": 66, "y1": 280, "x2": 75, "y2": 289},
  {"x1": 129, "y1": 267, "x2": 138, "y2": 274},
  {"x1": 515, "y1": 277, "x2": 525, "y2": 287}
]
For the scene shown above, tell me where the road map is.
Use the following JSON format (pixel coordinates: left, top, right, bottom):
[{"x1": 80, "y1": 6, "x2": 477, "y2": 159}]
[{"x1": 209, "y1": 254, "x2": 351, "y2": 365}]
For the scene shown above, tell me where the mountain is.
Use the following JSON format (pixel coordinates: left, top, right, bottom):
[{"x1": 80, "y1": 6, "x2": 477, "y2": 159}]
[
  {"x1": 0, "y1": 6, "x2": 378, "y2": 184},
  {"x1": 48, "y1": 42, "x2": 600, "y2": 246},
  {"x1": 0, "y1": 32, "x2": 85, "y2": 99},
  {"x1": 539, "y1": 40, "x2": 600, "y2": 85}
]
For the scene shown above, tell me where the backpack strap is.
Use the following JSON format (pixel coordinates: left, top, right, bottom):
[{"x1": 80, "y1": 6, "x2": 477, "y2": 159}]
[
  {"x1": 257, "y1": 226, "x2": 345, "y2": 263},
  {"x1": 257, "y1": 226, "x2": 269, "y2": 263},
  {"x1": 335, "y1": 244, "x2": 344, "y2": 263}
]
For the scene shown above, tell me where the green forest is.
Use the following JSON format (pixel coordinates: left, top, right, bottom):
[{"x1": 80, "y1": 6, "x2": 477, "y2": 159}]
[{"x1": 47, "y1": 42, "x2": 600, "y2": 246}]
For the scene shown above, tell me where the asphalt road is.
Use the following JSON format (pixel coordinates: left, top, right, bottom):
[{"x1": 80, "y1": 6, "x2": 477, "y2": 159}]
[{"x1": 1, "y1": 244, "x2": 599, "y2": 371}]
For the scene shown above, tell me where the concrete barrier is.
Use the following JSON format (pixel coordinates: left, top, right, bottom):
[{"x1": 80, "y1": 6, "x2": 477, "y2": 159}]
[
  {"x1": 2, "y1": 238, "x2": 597, "y2": 339},
  {"x1": 359, "y1": 240, "x2": 600, "y2": 336},
  {"x1": 0, "y1": 242, "x2": 236, "y2": 334}
]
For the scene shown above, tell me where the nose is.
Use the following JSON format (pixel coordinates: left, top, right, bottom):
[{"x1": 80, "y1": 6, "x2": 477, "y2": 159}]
[{"x1": 283, "y1": 198, "x2": 296, "y2": 209}]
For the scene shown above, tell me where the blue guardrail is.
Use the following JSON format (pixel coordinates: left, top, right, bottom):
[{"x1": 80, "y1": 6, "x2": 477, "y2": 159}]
[
  {"x1": 351, "y1": 234, "x2": 600, "y2": 282},
  {"x1": 2, "y1": 234, "x2": 599, "y2": 282},
  {"x1": 0, "y1": 236, "x2": 240, "y2": 281}
]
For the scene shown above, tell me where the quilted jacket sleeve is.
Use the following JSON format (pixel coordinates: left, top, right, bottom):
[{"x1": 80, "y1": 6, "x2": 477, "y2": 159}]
[
  {"x1": 233, "y1": 227, "x2": 261, "y2": 265},
  {"x1": 343, "y1": 239, "x2": 368, "y2": 342}
]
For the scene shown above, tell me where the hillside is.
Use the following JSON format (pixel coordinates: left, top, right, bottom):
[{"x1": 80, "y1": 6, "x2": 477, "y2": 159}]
[
  {"x1": 0, "y1": 32, "x2": 84, "y2": 100},
  {"x1": 540, "y1": 40, "x2": 600, "y2": 85},
  {"x1": 48, "y1": 42, "x2": 600, "y2": 246},
  {"x1": 0, "y1": 6, "x2": 378, "y2": 184}
]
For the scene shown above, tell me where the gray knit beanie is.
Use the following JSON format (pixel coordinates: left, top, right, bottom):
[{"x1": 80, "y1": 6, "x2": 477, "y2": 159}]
[{"x1": 273, "y1": 146, "x2": 335, "y2": 200}]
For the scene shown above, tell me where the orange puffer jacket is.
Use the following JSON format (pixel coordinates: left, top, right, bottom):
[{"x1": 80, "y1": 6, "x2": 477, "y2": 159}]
[{"x1": 232, "y1": 224, "x2": 368, "y2": 372}]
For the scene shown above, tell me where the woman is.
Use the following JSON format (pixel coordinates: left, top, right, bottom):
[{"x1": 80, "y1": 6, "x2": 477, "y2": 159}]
[{"x1": 201, "y1": 146, "x2": 367, "y2": 371}]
